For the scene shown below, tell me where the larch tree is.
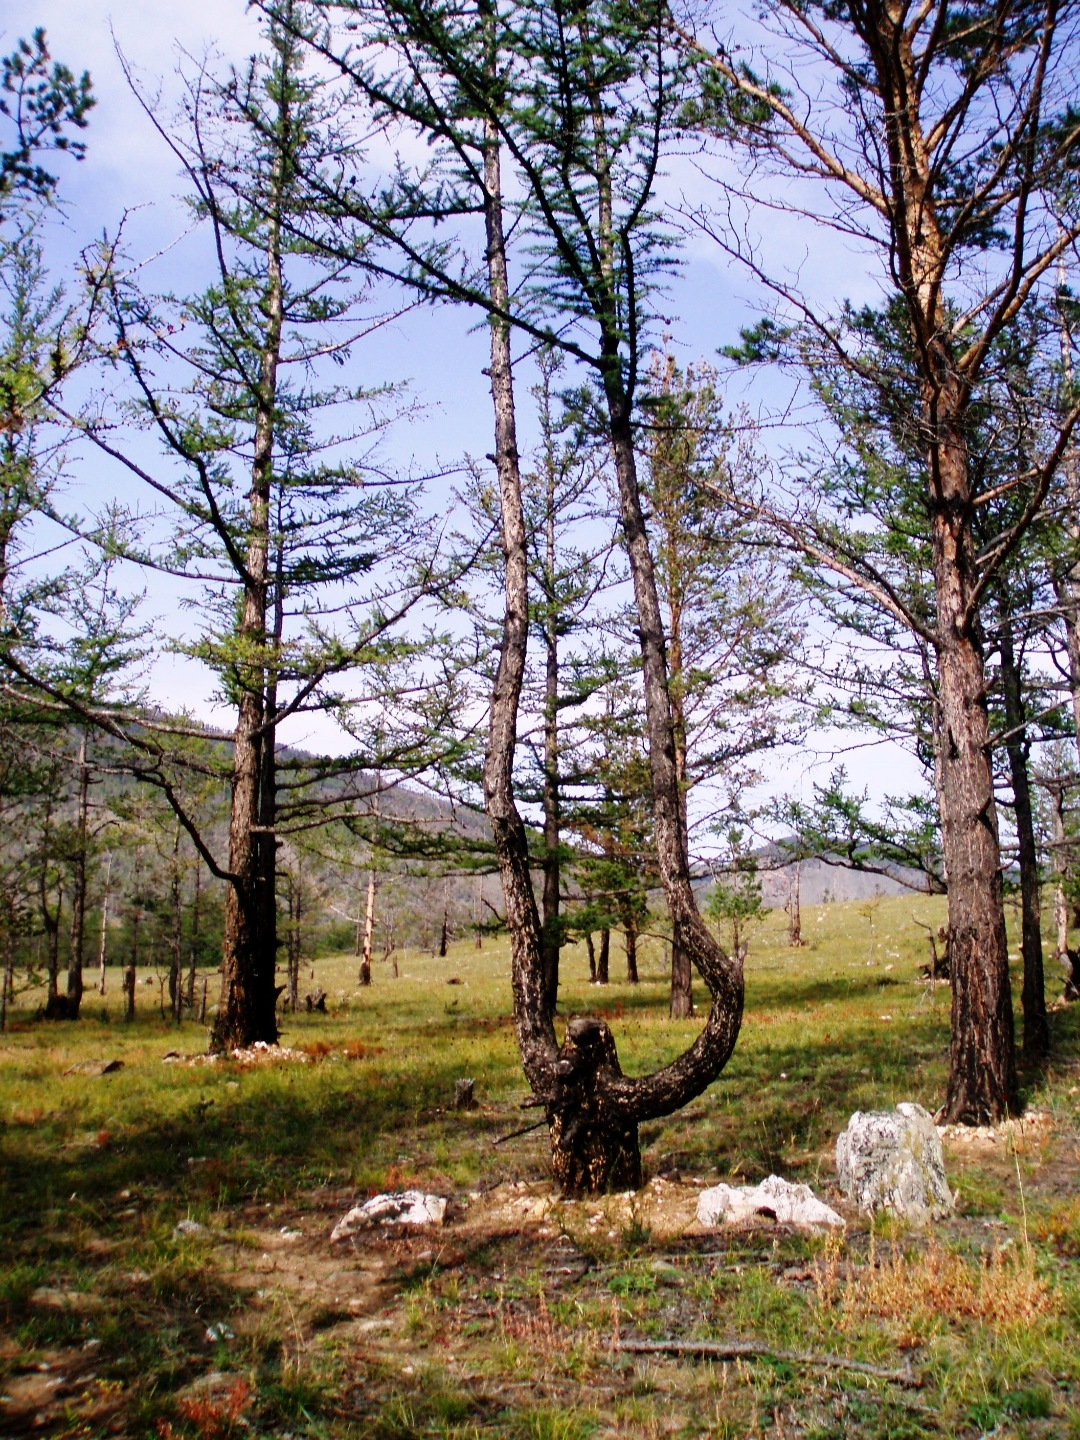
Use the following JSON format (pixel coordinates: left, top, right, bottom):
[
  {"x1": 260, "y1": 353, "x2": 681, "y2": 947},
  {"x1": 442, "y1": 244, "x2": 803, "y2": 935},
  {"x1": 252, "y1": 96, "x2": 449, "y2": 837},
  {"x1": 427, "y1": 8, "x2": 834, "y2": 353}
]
[
  {"x1": 282, "y1": 0, "x2": 745, "y2": 1190},
  {"x1": 684, "y1": 0, "x2": 1080, "y2": 1121},
  {"x1": 49, "y1": 6, "x2": 439, "y2": 1051}
]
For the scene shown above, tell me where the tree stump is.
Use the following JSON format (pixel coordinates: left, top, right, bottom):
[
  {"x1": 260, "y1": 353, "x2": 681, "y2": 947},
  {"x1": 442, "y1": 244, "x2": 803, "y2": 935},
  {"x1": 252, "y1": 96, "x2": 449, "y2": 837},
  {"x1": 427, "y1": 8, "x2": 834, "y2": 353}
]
[{"x1": 454, "y1": 1077, "x2": 476, "y2": 1109}]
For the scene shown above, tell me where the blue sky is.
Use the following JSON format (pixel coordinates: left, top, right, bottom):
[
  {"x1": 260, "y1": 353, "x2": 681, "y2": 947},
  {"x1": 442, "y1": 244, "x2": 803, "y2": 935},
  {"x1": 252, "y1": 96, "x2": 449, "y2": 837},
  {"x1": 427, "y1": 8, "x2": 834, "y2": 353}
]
[{"x1": 4, "y1": 0, "x2": 928, "y2": 817}]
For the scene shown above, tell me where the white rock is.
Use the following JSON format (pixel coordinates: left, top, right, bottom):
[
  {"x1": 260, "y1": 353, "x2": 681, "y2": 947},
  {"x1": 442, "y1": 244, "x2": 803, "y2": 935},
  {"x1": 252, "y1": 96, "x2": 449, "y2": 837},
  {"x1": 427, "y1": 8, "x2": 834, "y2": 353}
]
[
  {"x1": 696, "y1": 1174, "x2": 844, "y2": 1230},
  {"x1": 204, "y1": 1322, "x2": 234, "y2": 1343},
  {"x1": 174, "y1": 1219, "x2": 207, "y2": 1237},
  {"x1": 331, "y1": 1190, "x2": 447, "y2": 1239},
  {"x1": 836, "y1": 1103, "x2": 953, "y2": 1221}
]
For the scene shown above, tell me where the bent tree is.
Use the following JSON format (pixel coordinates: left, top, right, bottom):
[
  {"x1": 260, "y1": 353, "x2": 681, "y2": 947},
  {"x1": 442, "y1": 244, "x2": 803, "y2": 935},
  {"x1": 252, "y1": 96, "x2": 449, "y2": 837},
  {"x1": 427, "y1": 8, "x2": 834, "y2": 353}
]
[
  {"x1": 686, "y1": 0, "x2": 1080, "y2": 1120},
  {"x1": 293, "y1": 0, "x2": 745, "y2": 1190}
]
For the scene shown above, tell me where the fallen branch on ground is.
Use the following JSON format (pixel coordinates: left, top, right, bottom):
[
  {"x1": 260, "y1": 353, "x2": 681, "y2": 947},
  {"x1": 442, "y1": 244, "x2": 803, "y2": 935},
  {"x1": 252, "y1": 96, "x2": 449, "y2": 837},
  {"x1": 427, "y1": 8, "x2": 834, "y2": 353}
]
[
  {"x1": 492, "y1": 1117, "x2": 548, "y2": 1146},
  {"x1": 615, "y1": 1339, "x2": 920, "y2": 1387}
]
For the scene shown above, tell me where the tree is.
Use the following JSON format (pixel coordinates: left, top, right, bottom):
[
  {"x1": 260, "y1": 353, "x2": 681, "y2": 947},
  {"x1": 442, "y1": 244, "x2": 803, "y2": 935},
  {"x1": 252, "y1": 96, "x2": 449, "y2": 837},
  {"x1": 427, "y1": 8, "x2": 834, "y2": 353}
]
[
  {"x1": 52, "y1": 9, "x2": 439, "y2": 1051},
  {"x1": 685, "y1": 0, "x2": 1080, "y2": 1120},
  {"x1": 290, "y1": 0, "x2": 745, "y2": 1190},
  {"x1": 640, "y1": 351, "x2": 804, "y2": 1015},
  {"x1": 1, "y1": 29, "x2": 92, "y2": 212}
]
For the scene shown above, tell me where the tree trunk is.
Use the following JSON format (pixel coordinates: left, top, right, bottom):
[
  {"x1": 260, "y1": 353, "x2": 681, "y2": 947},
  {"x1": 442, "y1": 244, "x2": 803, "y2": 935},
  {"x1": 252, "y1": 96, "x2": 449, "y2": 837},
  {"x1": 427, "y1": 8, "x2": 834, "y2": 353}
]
[
  {"x1": 66, "y1": 730, "x2": 89, "y2": 1018},
  {"x1": 934, "y1": 479, "x2": 1016, "y2": 1119},
  {"x1": 669, "y1": 941, "x2": 693, "y2": 1016},
  {"x1": 585, "y1": 931, "x2": 596, "y2": 982},
  {"x1": 439, "y1": 876, "x2": 449, "y2": 957},
  {"x1": 624, "y1": 920, "x2": 639, "y2": 984},
  {"x1": 479, "y1": 1, "x2": 741, "y2": 1192},
  {"x1": 169, "y1": 829, "x2": 183, "y2": 1025},
  {"x1": 548, "y1": 1019, "x2": 641, "y2": 1192},
  {"x1": 98, "y1": 852, "x2": 111, "y2": 996},
  {"x1": 596, "y1": 928, "x2": 610, "y2": 984},
  {"x1": 359, "y1": 863, "x2": 375, "y2": 986},
  {"x1": 186, "y1": 859, "x2": 200, "y2": 1008},
  {"x1": 124, "y1": 886, "x2": 138, "y2": 1023},
  {"x1": 210, "y1": 91, "x2": 286, "y2": 1054},
  {"x1": 667, "y1": 587, "x2": 693, "y2": 1019},
  {"x1": 788, "y1": 860, "x2": 803, "y2": 948},
  {"x1": 541, "y1": 470, "x2": 561, "y2": 1015},
  {"x1": 999, "y1": 622, "x2": 1048, "y2": 1061}
]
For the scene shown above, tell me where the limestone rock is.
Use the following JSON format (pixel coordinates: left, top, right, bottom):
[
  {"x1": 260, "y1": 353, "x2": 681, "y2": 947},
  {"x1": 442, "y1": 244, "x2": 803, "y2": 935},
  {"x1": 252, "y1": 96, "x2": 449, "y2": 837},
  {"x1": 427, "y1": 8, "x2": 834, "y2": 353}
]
[
  {"x1": 696, "y1": 1174, "x2": 844, "y2": 1230},
  {"x1": 836, "y1": 1103, "x2": 953, "y2": 1221},
  {"x1": 331, "y1": 1190, "x2": 447, "y2": 1239}
]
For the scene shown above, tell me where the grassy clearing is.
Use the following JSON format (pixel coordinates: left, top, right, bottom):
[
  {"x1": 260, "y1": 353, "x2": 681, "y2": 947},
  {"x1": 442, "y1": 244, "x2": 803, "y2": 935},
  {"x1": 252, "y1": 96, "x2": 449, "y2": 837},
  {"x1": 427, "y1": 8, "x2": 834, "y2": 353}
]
[{"x1": 2, "y1": 895, "x2": 1080, "y2": 1438}]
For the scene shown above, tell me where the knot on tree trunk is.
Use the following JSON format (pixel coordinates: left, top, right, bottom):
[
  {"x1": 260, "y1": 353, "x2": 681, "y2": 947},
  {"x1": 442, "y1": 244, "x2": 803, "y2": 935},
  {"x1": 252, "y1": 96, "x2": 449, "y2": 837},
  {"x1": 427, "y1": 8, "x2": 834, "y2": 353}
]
[{"x1": 547, "y1": 1016, "x2": 641, "y2": 1197}]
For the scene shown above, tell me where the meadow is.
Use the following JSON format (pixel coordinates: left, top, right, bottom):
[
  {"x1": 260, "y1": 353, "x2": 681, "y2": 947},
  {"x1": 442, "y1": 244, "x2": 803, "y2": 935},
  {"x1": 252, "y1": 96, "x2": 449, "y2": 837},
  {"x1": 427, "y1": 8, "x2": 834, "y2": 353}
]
[{"x1": 2, "y1": 894, "x2": 1080, "y2": 1439}]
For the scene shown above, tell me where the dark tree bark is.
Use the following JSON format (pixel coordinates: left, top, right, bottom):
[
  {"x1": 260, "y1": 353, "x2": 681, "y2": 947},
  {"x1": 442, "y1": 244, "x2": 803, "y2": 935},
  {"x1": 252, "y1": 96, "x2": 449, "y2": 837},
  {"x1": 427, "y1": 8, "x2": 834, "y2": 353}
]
[
  {"x1": 211, "y1": 115, "x2": 286, "y2": 1053},
  {"x1": 186, "y1": 858, "x2": 200, "y2": 1008},
  {"x1": 168, "y1": 828, "x2": 183, "y2": 1024},
  {"x1": 596, "y1": 927, "x2": 610, "y2": 985},
  {"x1": 438, "y1": 876, "x2": 450, "y2": 957},
  {"x1": 65, "y1": 730, "x2": 89, "y2": 1018},
  {"x1": 624, "y1": 920, "x2": 639, "y2": 985},
  {"x1": 999, "y1": 622, "x2": 1048, "y2": 1061},
  {"x1": 540, "y1": 494, "x2": 561, "y2": 1015}
]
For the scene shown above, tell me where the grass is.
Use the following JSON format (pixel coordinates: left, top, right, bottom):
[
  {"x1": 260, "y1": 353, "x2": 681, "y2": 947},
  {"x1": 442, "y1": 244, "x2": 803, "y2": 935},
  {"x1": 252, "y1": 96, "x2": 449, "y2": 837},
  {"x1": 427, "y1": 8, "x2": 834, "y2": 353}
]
[{"x1": 1, "y1": 894, "x2": 1079, "y2": 1437}]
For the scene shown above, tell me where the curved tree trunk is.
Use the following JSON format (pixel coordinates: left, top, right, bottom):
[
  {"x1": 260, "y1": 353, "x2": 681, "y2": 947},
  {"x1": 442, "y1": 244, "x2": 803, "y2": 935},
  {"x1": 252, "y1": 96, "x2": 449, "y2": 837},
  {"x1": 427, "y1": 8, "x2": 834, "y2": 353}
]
[{"x1": 478, "y1": 0, "x2": 741, "y2": 1194}]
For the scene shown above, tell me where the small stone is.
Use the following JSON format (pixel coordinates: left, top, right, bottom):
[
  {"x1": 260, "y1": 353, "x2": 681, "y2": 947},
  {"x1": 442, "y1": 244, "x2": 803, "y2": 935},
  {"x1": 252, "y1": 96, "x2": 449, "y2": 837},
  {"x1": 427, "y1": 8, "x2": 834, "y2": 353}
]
[
  {"x1": 174, "y1": 1219, "x2": 207, "y2": 1237},
  {"x1": 204, "y1": 1322, "x2": 234, "y2": 1343},
  {"x1": 331, "y1": 1191, "x2": 448, "y2": 1239},
  {"x1": 63, "y1": 1058, "x2": 123, "y2": 1077},
  {"x1": 836, "y1": 1103, "x2": 953, "y2": 1221},
  {"x1": 696, "y1": 1175, "x2": 844, "y2": 1230}
]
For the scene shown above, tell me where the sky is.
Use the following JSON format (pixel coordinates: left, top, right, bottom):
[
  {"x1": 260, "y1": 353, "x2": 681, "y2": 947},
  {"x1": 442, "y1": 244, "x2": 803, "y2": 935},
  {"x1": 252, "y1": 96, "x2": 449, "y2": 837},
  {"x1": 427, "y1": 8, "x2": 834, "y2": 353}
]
[{"x1": 3, "y1": 0, "x2": 928, "y2": 818}]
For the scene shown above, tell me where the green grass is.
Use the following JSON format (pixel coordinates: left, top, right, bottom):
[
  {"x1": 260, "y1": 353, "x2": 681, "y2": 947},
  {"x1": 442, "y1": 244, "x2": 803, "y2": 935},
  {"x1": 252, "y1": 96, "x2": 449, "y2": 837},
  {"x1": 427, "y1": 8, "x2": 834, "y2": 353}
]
[{"x1": 2, "y1": 894, "x2": 1080, "y2": 1437}]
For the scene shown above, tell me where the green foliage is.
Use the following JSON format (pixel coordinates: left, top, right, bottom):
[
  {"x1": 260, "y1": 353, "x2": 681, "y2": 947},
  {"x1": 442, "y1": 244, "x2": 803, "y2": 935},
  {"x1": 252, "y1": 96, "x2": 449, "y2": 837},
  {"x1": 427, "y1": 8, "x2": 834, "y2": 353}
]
[{"x1": 0, "y1": 29, "x2": 93, "y2": 207}]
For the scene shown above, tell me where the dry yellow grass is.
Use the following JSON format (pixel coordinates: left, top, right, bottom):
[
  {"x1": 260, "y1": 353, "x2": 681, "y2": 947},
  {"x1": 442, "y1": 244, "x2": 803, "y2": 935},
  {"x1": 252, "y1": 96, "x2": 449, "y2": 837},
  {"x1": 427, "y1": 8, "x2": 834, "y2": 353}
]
[{"x1": 812, "y1": 1233, "x2": 1056, "y2": 1338}]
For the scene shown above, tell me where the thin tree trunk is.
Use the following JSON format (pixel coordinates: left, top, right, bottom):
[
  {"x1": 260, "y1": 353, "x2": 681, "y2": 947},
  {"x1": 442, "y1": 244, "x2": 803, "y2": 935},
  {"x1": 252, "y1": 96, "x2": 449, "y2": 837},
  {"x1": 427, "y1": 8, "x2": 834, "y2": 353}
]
[
  {"x1": 66, "y1": 730, "x2": 89, "y2": 1018},
  {"x1": 474, "y1": 874, "x2": 484, "y2": 950},
  {"x1": 596, "y1": 927, "x2": 610, "y2": 985},
  {"x1": 624, "y1": 921, "x2": 639, "y2": 984},
  {"x1": 359, "y1": 863, "x2": 375, "y2": 986},
  {"x1": 788, "y1": 860, "x2": 803, "y2": 947},
  {"x1": 541, "y1": 461, "x2": 561, "y2": 1015},
  {"x1": 124, "y1": 878, "x2": 138, "y2": 1023},
  {"x1": 168, "y1": 829, "x2": 183, "y2": 1024},
  {"x1": 97, "y1": 852, "x2": 111, "y2": 996},
  {"x1": 999, "y1": 622, "x2": 1048, "y2": 1060},
  {"x1": 439, "y1": 875, "x2": 449, "y2": 957},
  {"x1": 186, "y1": 859, "x2": 200, "y2": 1008},
  {"x1": 586, "y1": 931, "x2": 596, "y2": 982}
]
